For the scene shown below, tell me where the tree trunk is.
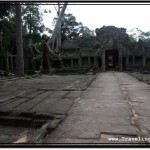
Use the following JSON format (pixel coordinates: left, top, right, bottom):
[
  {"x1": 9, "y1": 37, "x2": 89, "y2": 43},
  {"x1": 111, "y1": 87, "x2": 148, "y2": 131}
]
[
  {"x1": 44, "y1": 3, "x2": 67, "y2": 72},
  {"x1": 29, "y1": 10, "x2": 32, "y2": 36},
  {"x1": 16, "y1": 4, "x2": 24, "y2": 77},
  {"x1": 5, "y1": 51, "x2": 9, "y2": 72},
  {"x1": 47, "y1": 2, "x2": 67, "y2": 46},
  {"x1": 57, "y1": 3, "x2": 61, "y2": 48}
]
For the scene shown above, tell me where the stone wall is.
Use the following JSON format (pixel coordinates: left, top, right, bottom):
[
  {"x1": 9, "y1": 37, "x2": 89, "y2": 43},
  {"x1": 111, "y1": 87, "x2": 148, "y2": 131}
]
[{"x1": 61, "y1": 26, "x2": 150, "y2": 71}]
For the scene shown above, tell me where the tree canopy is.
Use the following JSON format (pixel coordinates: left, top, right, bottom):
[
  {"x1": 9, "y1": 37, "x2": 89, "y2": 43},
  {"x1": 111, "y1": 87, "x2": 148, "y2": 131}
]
[
  {"x1": 128, "y1": 28, "x2": 150, "y2": 43},
  {"x1": 0, "y1": 3, "x2": 51, "y2": 54},
  {"x1": 0, "y1": 4, "x2": 11, "y2": 19},
  {"x1": 53, "y1": 13, "x2": 94, "y2": 42}
]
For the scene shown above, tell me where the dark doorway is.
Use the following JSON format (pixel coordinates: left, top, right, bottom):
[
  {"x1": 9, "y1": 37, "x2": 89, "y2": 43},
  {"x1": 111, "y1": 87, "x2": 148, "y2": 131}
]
[
  {"x1": 122, "y1": 57, "x2": 126, "y2": 70},
  {"x1": 105, "y1": 49, "x2": 119, "y2": 70},
  {"x1": 82, "y1": 57, "x2": 88, "y2": 67},
  {"x1": 73, "y1": 59, "x2": 78, "y2": 68},
  {"x1": 90, "y1": 57, "x2": 94, "y2": 67},
  {"x1": 63, "y1": 59, "x2": 71, "y2": 68}
]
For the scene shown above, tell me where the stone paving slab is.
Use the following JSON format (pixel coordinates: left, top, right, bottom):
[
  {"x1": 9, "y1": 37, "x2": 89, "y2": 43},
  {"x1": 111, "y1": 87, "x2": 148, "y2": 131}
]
[
  {"x1": 115, "y1": 72, "x2": 150, "y2": 139},
  {"x1": 30, "y1": 98, "x2": 60, "y2": 113},
  {"x1": 44, "y1": 72, "x2": 150, "y2": 145},
  {"x1": 0, "y1": 126, "x2": 29, "y2": 143},
  {"x1": 0, "y1": 75, "x2": 95, "y2": 99},
  {"x1": 0, "y1": 126, "x2": 26, "y2": 135},
  {"x1": 0, "y1": 74, "x2": 97, "y2": 144},
  {"x1": 48, "y1": 107, "x2": 134, "y2": 139},
  {"x1": 0, "y1": 134, "x2": 19, "y2": 143},
  {"x1": 68, "y1": 106, "x2": 132, "y2": 117},
  {"x1": 0, "y1": 72, "x2": 150, "y2": 145},
  {"x1": 45, "y1": 98, "x2": 75, "y2": 114}
]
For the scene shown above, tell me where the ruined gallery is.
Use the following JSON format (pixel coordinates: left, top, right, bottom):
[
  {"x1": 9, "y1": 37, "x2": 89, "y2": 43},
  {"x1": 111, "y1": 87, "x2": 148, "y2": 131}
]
[
  {"x1": 1, "y1": 26, "x2": 150, "y2": 72},
  {"x1": 60, "y1": 26, "x2": 150, "y2": 71}
]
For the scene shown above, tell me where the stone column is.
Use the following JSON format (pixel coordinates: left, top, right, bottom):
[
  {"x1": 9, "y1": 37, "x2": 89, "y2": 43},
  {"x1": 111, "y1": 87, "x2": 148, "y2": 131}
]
[
  {"x1": 5, "y1": 53, "x2": 9, "y2": 72},
  {"x1": 126, "y1": 55, "x2": 129, "y2": 70},
  {"x1": 143, "y1": 55, "x2": 146, "y2": 67},
  {"x1": 88, "y1": 57, "x2": 90, "y2": 67},
  {"x1": 94, "y1": 56, "x2": 98, "y2": 68},
  {"x1": 10, "y1": 56, "x2": 13, "y2": 70},
  {"x1": 119, "y1": 50, "x2": 123, "y2": 71},
  {"x1": 79, "y1": 57, "x2": 82, "y2": 68},
  {"x1": 102, "y1": 51, "x2": 105, "y2": 71},
  {"x1": 133, "y1": 56, "x2": 135, "y2": 66},
  {"x1": 71, "y1": 59, "x2": 73, "y2": 68},
  {"x1": 14, "y1": 56, "x2": 16, "y2": 70}
]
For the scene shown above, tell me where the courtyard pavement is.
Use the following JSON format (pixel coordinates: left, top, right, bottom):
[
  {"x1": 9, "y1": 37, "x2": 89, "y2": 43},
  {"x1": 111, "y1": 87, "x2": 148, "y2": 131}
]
[{"x1": 0, "y1": 72, "x2": 150, "y2": 146}]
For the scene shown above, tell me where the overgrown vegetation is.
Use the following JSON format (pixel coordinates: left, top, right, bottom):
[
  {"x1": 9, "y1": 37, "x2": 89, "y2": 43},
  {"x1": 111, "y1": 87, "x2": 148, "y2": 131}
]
[
  {"x1": 128, "y1": 28, "x2": 150, "y2": 43},
  {"x1": 53, "y1": 13, "x2": 94, "y2": 42},
  {"x1": 0, "y1": 3, "x2": 96, "y2": 76}
]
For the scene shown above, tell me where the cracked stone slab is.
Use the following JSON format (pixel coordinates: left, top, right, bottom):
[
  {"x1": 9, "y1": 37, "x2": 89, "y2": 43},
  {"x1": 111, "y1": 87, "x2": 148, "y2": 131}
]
[
  {"x1": 48, "y1": 115, "x2": 136, "y2": 139},
  {"x1": 0, "y1": 134, "x2": 20, "y2": 143},
  {"x1": 45, "y1": 98, "x2": 75, "y2": 114}
]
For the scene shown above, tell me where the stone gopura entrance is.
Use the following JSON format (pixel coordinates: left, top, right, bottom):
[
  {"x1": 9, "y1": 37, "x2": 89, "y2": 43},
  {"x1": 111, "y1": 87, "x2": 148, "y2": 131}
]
[
  {"x1": 96, "y1": 26, "x2": 127, "y2": 71},
  {"x1": 58, "y1": 26, "x2": 150, "y2": 72},
  {"x1": 105, "y1": 49, "x2": 119, "y2": 70}
]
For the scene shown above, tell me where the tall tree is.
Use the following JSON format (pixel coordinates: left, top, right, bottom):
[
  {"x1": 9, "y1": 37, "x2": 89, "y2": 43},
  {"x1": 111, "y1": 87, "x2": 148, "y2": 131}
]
[
  {"x1": 22, "y1": 4, "x2": 45, "y2": 37},
  {"x1": 79, "y1": 26, "x2": 94, "y2": 37},
  {"x1": 22, "y1": 4, "x2": 50, "y2": 47},
  {"x1": 16, "y1": 4, "x2": 24, "y2": 76},
  {"x1": 53, "y1": 13, "x2": 94, "y2": 43},
  {"x1": 45, "y1": 2, "x2": 67, "y2": 72},
  {"x1": 0, "y1": 4, "x2": 11, "y2": 52},
  {"x1": 0, "y1": 3, "x2": 11, "y2": 19},
  {"x1": 60, "y1": 13, "x2": 83, "y2": 41},
  {"x1": 54, "y1": 2, "x2": 62, "y2": 49}
]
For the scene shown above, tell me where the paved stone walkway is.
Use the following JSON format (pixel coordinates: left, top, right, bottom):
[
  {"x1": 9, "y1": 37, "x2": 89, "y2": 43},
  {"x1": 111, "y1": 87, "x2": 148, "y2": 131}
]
[
  {"x1": 0, "y1": 72, "x2": 150, "y2": 145},
  {"x1": 0, "y1": 74, "x2": 96, "y2": 144},
  {"x1": 44, "y1": 71, "x2": 150, "y2": 145}
]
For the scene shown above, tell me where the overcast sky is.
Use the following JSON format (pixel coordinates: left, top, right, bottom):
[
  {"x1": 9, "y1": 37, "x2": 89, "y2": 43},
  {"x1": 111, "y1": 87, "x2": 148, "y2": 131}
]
[{"x1": 42, "y1": 4, "x2": 150, "y2": 34}]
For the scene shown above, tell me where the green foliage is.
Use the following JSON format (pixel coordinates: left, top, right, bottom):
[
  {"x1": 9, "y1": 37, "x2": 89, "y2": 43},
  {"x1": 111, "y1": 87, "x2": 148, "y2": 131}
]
[
  {"x1": 140, "y1": 31, "x2": 150, "y2": 43},
  {"x1": 53, "y1": 13, "x2": 94, "y2": 42},
  {"x1": 0, "y1": 5, "x2": 16, "y2": 53},
  {"x1": 79, "y1": 26, "x2": 94, "y2": 37},
  {"x1": 22, "y1": 4, "x2": 54, "y2": 47},
  {"x1": 141, "y1": 31, "x2": 150, "y2": 37},
  {"x1": 128, "y1": 35, "x2": 136, "y2": 44},
  {"x1": 22, "y1": 5, "x2": 44, "y2": 35},
  {"x1": 60, "y1": 13, "x2": 83, "y2": 41},
  {"x1": 128, "y1": 28, "x2": 150, "y2": 44},
  {"x1": 0, "y1": 3, "x2": 52, "y2": 54}
]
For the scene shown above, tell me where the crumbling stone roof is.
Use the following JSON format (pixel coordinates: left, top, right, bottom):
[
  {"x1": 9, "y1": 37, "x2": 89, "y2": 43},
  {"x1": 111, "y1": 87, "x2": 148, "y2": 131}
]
[
  {"x1": 60, "y1": 36, "x2": 98, "y2": 57},
  {"x1": 61, "y1": 26, "x2": 150, "y2": 57},
  {"x1": 95, "y1": 26, "x2": 127, "y2": 37},
  {"x1": 61, "y1": 40, "x2": 79, "y2": 49},
  {"x1": 61, "y1": 36, "x2": 97, "y2": 49},
  {"x1": 95, "y1": 26, "x2": 129, "y2": 50}
]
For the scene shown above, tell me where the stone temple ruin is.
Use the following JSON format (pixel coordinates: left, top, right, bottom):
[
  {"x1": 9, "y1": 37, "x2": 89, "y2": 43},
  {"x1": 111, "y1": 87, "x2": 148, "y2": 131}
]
[
  {"x1": 0, "y1": 26, "x2": 150, "y2": 73},
  {"x1": 60, "y1": 26, "x2": 150, "y2": 72}
]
